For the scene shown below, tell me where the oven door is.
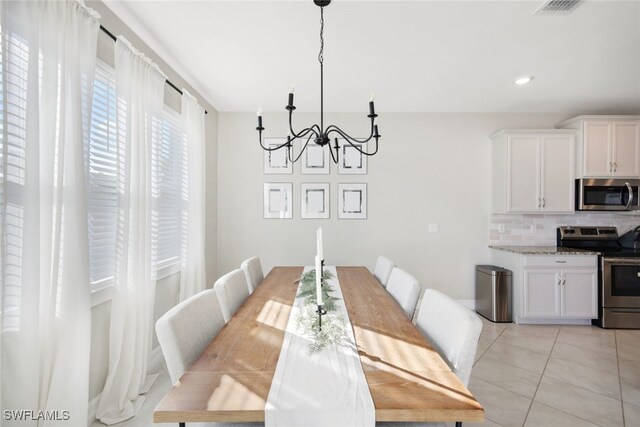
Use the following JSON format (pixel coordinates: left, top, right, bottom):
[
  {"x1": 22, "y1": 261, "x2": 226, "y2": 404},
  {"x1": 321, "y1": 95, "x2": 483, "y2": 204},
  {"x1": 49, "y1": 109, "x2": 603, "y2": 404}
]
[{"x1": 602, "y1": 257, "x2": 640, "y2": 308}]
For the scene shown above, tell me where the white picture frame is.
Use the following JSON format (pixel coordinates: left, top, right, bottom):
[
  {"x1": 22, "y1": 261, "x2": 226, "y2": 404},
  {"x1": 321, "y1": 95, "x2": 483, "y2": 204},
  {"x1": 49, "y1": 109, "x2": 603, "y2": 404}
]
[
  {"x1": 299, "y1": 140, "x2": 330, "y2": 174},
  {"x1": 263, "y1": 183, "x2": 293, "y2": 219},
  {"x1": 264, "y1": 138, "x2": 292, "y2": 174},
  {"x1": 338, "y1": 183, "x2": 367, "y2": 219},
  {"x1": 338, "y1": 139, "x2": 368, "y2": 174},
  {"x1": 301, "y1": 183, "x2": 330, "y2": 219}
]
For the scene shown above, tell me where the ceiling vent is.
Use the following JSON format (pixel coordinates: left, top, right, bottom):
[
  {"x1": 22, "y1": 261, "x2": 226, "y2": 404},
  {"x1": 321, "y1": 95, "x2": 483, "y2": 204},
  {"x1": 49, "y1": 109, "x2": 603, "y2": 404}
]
[{"x1": 534, "y1": 0, "x2": 581, "y2": 15}]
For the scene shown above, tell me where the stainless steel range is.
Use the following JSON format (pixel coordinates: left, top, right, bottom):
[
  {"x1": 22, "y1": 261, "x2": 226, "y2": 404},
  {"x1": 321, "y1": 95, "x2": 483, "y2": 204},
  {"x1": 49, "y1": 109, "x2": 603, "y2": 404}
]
[{"x1": 557, "y1": 226, "x2": 640, "y2": 329}]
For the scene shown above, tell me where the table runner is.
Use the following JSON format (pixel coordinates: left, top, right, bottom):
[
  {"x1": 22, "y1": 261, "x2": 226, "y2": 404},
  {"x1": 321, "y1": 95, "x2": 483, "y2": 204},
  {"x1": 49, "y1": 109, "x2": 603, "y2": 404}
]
[{"x1": 265, "y1": 266, "x2": 375, "y2": 427}]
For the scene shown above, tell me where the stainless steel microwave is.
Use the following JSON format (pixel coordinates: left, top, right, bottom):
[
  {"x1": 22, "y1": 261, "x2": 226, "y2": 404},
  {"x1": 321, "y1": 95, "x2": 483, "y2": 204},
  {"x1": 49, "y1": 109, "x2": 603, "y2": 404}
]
[{"x1": 576, "y1": 179, "x2": 640, "y2": 211}]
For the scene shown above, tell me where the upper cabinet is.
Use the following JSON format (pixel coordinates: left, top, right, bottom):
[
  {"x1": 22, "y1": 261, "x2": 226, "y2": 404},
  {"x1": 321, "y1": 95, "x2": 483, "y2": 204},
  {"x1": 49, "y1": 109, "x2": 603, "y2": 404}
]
[
  {"x1": 491, "y1": 130, "x2": 575, "y2": 214},
  {"x1": 557, "y1": 116, "x2": 640, "y2": 178}
]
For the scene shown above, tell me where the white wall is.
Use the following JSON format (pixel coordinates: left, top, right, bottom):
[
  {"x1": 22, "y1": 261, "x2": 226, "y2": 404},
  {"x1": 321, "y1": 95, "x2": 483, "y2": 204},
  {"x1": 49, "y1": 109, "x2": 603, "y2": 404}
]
[{"x1": 217, "y1": 112, "x2": 573, "y2": 300}]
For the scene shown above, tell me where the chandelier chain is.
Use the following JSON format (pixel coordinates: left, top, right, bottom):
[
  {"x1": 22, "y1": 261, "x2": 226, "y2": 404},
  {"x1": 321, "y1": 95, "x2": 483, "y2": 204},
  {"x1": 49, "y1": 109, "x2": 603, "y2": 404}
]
[{"x1": 318, "y1": 6, "x2": 324, "y2": 65}]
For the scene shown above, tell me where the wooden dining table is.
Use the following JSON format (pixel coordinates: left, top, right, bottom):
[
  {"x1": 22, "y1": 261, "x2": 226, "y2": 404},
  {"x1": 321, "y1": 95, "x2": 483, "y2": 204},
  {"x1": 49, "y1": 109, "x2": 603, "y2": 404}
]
[{"x1": 153, "y1": 266, "x2": 484, "y2": 425}]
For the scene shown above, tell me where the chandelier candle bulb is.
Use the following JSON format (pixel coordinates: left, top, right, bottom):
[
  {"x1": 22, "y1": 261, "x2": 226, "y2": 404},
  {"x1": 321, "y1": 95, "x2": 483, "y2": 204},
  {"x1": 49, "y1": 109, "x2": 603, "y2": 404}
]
[
  {"x1": 257, "y1": 106, "x2": 263, "y2": 128},
  {"x1": 369, "y1": 100, "x2": 375, "y2": 116}
]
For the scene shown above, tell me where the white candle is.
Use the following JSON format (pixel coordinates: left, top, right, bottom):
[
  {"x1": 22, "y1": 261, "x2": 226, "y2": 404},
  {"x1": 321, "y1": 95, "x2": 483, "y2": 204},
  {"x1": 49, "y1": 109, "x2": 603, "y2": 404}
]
[
  {"x1": 317, "y1": 227, "x2": 324, "y2": 261},
  {"x1": 315, "y1": 255, "x2": 323, "y2": 306}
]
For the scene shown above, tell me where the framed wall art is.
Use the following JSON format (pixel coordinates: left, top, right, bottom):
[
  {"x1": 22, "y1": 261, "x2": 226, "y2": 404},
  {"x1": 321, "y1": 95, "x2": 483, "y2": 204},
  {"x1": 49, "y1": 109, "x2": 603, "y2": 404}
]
[
  {"x1": 263, "y1": 138, "x2": 292, "y2": 174},
  {"x1": 299, "y1": 141, "x2": 330, "y2": 174},
  {"x1": 301, "y1": 183, "x2": 330, "y2": 219},
  {"x1": 338, "y1": 140, "x2": 368, "y2": 174},
  {"x1": 338, "y1": 183, "x2": 367, "y2": 219},
  {"x1": 263, "y1": 183, "x2": 293, "y2": 219}
]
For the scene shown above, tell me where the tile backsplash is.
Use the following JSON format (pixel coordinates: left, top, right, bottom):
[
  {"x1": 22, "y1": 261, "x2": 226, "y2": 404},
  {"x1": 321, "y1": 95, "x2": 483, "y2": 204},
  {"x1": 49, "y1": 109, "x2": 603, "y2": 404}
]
[{"x1": 489, "y1": 213, "x2": 640, "y2": 246}]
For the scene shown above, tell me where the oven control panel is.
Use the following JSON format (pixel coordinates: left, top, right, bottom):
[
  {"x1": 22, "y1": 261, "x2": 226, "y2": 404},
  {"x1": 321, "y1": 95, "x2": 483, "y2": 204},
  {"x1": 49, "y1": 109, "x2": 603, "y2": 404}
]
[{"x1": 559, "y1": 226, "x2": 619, "y2": 240}]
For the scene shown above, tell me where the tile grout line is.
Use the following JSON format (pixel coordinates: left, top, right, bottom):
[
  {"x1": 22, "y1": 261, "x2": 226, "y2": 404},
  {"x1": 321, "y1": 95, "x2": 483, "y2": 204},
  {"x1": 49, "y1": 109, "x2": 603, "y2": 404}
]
[
  {"x1": 520, "y1": 325, "x2": 559, "y2": 426},
  {"x1": 616, "y1": 331, "x2": 626, "y2": 427}
]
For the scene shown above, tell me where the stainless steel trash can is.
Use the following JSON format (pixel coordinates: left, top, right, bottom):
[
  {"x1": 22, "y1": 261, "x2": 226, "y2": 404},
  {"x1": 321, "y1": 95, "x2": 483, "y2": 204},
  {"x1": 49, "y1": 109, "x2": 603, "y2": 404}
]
[{"x1": 475, "y1": 265, "x2": 512, "y2": 323}]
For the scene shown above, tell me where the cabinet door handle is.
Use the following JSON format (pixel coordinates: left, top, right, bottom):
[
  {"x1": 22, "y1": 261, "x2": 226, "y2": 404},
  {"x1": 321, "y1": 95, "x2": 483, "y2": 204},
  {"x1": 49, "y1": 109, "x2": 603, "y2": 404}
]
[
  {"x1": 542, "y1": 198, "x2": 546, "y2": 208},
  {"x1": 556, "y1": 274, "x2": 561, "y2": 286},
  {"x1": 561, "y1": 276, "x2": 566, "y2": 286},
  {"x1": 555, "y1": 260, "x2": 567, "y2": 263},
  {"x1": 609, "y1": 162, "x2": 612, "y2": 172},
  {"x1": 614, "y1": 162, "x2": 618, "y2": 172},
  {"x1": 537, "y1": 198, "x2": 541, "y2": 208}
]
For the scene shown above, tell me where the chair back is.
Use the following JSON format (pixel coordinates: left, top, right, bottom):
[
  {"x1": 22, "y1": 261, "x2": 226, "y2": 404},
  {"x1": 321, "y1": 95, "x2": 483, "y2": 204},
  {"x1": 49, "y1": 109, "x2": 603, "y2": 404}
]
[
  {"x1": 241, "y1": 256, "x2": 264, "y2": 294},
  {"x1": 214, "y1": 269, "x2": 250, "y2": 323},
  {"x1": 155, "y1": 289, "x2": 225, "y2": 384},
  {"x1": 373, "y1": 256, "x2": 395, "y2": 287},
  {"x1": 386, "y1": 267, "x2": 421, "y2": 319},
  {"x1": 415, "y1": 288, "x2": 483, "y2": 386}
]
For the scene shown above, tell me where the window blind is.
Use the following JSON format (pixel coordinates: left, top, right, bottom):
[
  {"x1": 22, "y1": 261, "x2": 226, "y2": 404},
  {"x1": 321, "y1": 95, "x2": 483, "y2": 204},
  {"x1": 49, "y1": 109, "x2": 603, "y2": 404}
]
[
  {"x1": 87, "y1": 60, "x2": 184, "y2": 285},
  {"x1": 87, "y1": 59, "x2": 118, "y2": 284},
  {"x1": 157, "y1": 107, "x2": 184, "y2": 264}
]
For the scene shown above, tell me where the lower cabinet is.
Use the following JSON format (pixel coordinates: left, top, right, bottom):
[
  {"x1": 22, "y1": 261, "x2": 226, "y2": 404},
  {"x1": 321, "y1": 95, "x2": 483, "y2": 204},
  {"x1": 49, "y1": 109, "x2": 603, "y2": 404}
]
[
  {"x1": 524, "y1": 268, "x2": 597, "y2": 319},
  {"x1": 491, "y1": 250, "x2": 598, "y2": 324}
]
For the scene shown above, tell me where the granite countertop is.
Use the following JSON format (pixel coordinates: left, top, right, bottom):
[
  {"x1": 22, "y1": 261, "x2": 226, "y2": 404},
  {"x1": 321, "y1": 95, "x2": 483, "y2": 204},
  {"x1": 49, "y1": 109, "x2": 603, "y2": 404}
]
[{"x1": 489, "y1": 245, "x2": 599, "y2": 255}]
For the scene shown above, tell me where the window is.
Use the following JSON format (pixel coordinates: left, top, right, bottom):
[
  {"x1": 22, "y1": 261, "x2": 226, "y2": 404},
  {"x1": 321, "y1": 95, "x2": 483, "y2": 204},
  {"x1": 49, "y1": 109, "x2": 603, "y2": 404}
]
[
  {"x1": 156, "y1": 107, "x2": 184, "y2": 264},
  {"x1": 87, "y1": 60, "x2": 185, "y2": 286},
  {"x1": 88, "y1": 60, "x2": 118, "y2": 284}
]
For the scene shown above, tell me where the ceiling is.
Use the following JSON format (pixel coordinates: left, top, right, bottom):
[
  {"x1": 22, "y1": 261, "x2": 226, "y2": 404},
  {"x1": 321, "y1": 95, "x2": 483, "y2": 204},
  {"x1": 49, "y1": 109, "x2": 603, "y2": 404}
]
[{"x1": 103, "y1": 0, "x2": 640, "y2": 114}]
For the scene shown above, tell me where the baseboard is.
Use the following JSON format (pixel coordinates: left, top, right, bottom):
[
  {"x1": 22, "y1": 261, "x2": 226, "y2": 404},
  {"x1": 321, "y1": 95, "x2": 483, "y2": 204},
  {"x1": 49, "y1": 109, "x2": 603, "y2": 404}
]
[
  {"x1": 88, "y1": 393, "x2": 101, "y2": 426},
  {"x1": 456, "y1": 299, "x2": 476, "y2": 310}
]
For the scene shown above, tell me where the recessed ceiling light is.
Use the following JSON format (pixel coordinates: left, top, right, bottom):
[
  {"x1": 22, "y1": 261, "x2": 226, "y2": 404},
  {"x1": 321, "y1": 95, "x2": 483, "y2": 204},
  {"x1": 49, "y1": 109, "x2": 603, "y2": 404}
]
[{"x1": 514, "y1": 76, "x2": 533, "y2": 85}]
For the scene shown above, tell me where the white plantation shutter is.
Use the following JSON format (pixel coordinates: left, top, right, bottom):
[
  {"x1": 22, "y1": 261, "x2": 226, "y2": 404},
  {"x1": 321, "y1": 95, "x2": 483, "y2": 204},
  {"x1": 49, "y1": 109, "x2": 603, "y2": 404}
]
[
  {"x1": 88, "y1": 60, "x2": 118, "y2": 284},
  {"x1": 157, "y1": 107, "x2": 184, "y2": 263},
  {"x1": 87, "y1": 60, "x2": 184, "y2": 285}
]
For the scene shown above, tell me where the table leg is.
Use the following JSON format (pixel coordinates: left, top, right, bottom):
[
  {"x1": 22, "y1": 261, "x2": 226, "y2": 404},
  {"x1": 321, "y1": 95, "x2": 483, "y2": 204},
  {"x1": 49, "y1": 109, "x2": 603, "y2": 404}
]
[
  {"x1": 179, "y1": 423, "x2": 185, "y2": 427},
  {"x1": 456, "y1": 422, "x2": 462, "y2": 427}
]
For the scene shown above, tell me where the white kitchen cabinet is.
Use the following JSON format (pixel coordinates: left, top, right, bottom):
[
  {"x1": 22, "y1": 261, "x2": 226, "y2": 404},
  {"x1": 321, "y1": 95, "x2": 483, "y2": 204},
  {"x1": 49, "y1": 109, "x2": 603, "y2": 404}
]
[
  {"x1": 523, "y1": 267, "x2": 597, "y2": 319},
  {"x1": 557, "y1": 116, "x2": 640, "y2": 178},
  {"x1": 491, "y1": 250, "x2": 598, "y2": 324},
  {"x1": 523, "y1": 269, "x2": 561, "y2": 317},
  {"x1": 491, "y1": 130, "x2": 575, "y2": 214},
  {"x1": 561, "y1": 269, "x2": 598, "y2": 318}
]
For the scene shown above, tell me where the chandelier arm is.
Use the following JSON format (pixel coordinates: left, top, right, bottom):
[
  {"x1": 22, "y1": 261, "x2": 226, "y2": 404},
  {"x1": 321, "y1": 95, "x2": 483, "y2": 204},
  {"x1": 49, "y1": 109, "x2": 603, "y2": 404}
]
[
  {"x1": 289, "y1": 133, "x2": 314, "y2": 164},
  {"x1": 326, "y1": 127, "x2": 380, "y2": 156},
  {"x1": 325, "y1": 123, "x2": 374, "y2": 144},
  {"x1": 288, "y1": 111, "x2": 321, "y2": 141},
  {"x1": 259, "y1": 135, "x2": 292, "y2": 152},
  {"x1": 328, "y1": 139, "x2": 339, "y2": 164}
]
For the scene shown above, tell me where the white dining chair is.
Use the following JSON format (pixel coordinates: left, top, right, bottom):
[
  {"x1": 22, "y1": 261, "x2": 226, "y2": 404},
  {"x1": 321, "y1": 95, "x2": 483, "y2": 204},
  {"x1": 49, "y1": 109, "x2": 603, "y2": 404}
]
[
  {"x1": 155, "y1": 289, "x2": 225, "y2": 385},
  {"x1": 377, "y1": 289, "x2": 483, "y2": 427},
  {"x1": 386, "y1": 267, "x2": 421, "y2": 319},
  {"x1": 373, "y1": 256, "x2": 395, "y2": 288},
  {"x1": 214, "y1": 269, "x2": 251, "y2": 323},
  {"x1": 156, "y1": 289, "x2": 263, "y2": 427},
  {"x1": 241, "y1": 256, "x2": 264, "y2": 294},
  {"x1": 416, "y1": 289, "x2": 483, "y2": 387}
]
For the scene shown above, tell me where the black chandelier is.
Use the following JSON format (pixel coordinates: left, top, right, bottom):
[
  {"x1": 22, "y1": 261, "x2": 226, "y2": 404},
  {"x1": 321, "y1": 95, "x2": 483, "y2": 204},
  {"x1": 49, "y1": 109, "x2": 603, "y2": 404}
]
[{"x1": 256, "y1": 0, "x2": 380, "y2": 164}]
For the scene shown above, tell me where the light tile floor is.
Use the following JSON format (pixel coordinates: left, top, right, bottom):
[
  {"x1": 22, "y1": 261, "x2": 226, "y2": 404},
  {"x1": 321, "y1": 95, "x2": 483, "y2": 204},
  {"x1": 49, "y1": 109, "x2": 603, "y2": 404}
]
[{"x1": 92, "y1": 319, "x2": 640, "y2": 427}]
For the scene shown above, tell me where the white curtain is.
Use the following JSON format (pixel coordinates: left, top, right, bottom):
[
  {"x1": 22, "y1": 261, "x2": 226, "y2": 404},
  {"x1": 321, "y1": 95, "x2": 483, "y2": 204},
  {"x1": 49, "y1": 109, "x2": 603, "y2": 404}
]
[
  {"x1": 179, "y1": 90, "x2": 206, "y2": 301},
  {"x1": 95, "y1": 37, "x2": 165, "y2": 425},
  {"x1": 0, "y1": 1, "x2": 99, "y2": 425}
]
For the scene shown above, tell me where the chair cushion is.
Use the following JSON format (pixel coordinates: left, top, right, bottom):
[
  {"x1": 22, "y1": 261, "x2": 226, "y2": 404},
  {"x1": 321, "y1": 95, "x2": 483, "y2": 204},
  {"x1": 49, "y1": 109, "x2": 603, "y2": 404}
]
[
  {"x1": 415, "y1": 289, "x2": 483, "y2": 386},
  {"x1": 386, "y1": 267, "x2": 421, "y2": 319},
  {"x1": 241, "y1": 256, "x2": 264, "y2": 294},
  {"x1": 155, "y1": 289, "x2": 225, "y2": 384},
  {"x1": 214, "y1": 269, "x2": 250, "y2": 323},
  {"x1": 373, "y1": 256, "x2": 395, "y2": 287}
]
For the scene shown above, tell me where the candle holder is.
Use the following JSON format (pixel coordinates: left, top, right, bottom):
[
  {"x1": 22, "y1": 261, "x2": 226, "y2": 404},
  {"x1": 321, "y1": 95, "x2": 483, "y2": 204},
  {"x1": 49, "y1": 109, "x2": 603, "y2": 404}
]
[{"x1": 316, "y1": 304, "x2": 327, "y2": 331}]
